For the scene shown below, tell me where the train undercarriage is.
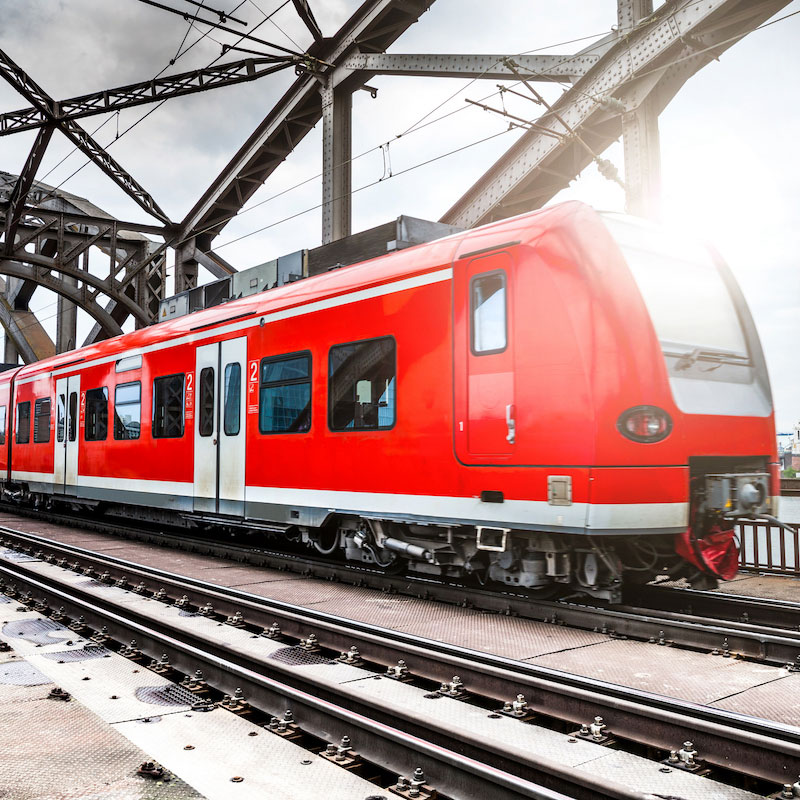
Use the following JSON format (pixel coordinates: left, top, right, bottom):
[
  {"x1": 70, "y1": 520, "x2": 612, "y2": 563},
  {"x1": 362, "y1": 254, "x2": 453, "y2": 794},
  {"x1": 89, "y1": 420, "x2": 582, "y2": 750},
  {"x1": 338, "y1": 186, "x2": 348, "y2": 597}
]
[{"x1": 303, "y1": 518, "x2": 707, "y2": 603}]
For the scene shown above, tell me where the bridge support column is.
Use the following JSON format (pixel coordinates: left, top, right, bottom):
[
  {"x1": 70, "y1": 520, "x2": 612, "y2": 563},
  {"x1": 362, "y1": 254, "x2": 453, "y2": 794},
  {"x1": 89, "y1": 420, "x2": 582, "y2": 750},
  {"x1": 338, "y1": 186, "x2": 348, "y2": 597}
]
[
  {"x1": 622, "y1": 97, "x2": 662, "y2": 219},
  {"x1": 617, "y1": 0, "x2": 660, "y2": 219},
  {"x1": 321, "y1": 83, "x2": 352, "y2": 244},
  {"x1": 174, "y1": 241, "x2": 199, "y2": 294},
  {"x1": 56, "y1": 262, "x2": 78, "y2": 354}
]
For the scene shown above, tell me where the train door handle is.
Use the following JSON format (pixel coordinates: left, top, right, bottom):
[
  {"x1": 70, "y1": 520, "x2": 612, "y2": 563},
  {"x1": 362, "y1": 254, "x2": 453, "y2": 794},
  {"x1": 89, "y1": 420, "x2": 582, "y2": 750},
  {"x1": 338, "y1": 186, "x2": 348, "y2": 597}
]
[
  {"x1": 212, "y1": 437, "x2": 218, "y2": 445},
  {"x1": 505, "y1": 403, "x2": 516, "y2": 445}
]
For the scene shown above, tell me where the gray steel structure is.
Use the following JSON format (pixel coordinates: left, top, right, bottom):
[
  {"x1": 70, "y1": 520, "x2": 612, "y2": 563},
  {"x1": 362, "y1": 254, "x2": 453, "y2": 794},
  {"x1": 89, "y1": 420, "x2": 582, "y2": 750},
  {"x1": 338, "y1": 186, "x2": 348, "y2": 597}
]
[{"x1": 0, "y1": 0, "x2": 788, "y2": 363}]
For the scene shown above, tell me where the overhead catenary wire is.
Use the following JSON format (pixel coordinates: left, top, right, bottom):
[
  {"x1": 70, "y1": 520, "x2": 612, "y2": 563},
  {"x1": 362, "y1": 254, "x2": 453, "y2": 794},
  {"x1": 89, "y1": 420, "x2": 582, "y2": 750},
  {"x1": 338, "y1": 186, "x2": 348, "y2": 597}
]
[
  {"x1": 189, "y1": 2, "x2": 800, "y2": 249},
  {"x1": 209, "y1": 125, "x2": 516, "y2": 253},
  {"x1": 132, "y1": 0, "x2": 304, "y2": 57},
  {"x1": 180, "y1": 0, "x2": 248, "y2": 26}
]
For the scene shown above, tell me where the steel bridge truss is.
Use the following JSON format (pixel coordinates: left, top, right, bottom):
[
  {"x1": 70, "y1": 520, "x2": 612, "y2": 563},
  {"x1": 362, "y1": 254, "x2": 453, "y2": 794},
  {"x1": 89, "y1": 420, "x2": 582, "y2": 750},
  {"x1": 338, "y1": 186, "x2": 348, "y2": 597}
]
[{"x1": 0, "y1": 0, "x2": 788, "y2": 363}]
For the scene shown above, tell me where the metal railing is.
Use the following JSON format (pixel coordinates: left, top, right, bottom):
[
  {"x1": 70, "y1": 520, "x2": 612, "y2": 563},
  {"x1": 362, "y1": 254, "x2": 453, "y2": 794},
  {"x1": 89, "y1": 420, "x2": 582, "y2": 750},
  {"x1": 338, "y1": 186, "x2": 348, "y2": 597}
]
[{"x1": 737, "y1": 519, "x2": 800, "y2": 575}]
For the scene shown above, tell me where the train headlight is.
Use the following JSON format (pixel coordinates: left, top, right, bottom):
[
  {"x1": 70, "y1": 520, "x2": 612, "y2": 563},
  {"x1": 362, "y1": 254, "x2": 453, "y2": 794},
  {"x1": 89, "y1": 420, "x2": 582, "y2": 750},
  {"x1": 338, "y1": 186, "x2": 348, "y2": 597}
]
[{"x1": 617, "y1": 405, "x2": 672, "y2": 443}]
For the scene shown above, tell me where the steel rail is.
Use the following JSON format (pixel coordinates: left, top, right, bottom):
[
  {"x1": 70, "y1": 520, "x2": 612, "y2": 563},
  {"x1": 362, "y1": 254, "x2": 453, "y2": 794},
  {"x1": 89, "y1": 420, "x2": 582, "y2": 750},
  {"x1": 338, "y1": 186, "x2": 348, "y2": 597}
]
[
  {"x1": 2, "y1": 509, "x2": 800, "y2": 665},
  {"x1": 0, "y1": 524, "x2": 798, "y2": 785},
  {"x1": 0, "y1": 560, "x2": 648, "y2": 800},
  {"x1": 628, "y1": 583, "x2": 800, "y2": 633}
]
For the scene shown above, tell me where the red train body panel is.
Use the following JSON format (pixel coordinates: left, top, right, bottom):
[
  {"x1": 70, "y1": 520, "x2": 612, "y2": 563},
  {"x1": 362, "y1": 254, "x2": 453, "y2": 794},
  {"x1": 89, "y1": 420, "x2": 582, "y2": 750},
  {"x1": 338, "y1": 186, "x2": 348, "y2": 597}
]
[{"x1": 0, "y1": 202, "x2": 778, "y2": 600}]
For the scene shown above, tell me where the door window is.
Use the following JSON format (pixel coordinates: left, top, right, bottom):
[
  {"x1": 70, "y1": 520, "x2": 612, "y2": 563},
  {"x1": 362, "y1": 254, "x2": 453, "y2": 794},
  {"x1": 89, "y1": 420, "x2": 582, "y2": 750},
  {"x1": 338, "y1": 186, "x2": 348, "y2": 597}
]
[
  {"x1": 471, "y1": 271, "x2": 507, "y2": 354},
  {"x1": 68, "y1": 393, "x2": 78, "y2": 442},
  {"x1": 56, "y1": 395, "x2": 66, "y2": 442},
  {"x1": 223, "y1": 363, "x2": 241, "y2": 436},
  {"x1": 198, "y1": 368, "x2": 215, "y2": 437}
]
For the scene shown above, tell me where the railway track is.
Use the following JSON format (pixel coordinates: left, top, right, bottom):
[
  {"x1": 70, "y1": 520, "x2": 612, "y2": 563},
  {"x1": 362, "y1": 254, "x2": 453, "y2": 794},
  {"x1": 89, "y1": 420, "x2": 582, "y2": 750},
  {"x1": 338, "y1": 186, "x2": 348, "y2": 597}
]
[
  {"x1": 0, "y1": 520, "x2": 798, "y2": 798},
  {"x1": 2, "y1": 505, "x2": 800, "y2": 668}
]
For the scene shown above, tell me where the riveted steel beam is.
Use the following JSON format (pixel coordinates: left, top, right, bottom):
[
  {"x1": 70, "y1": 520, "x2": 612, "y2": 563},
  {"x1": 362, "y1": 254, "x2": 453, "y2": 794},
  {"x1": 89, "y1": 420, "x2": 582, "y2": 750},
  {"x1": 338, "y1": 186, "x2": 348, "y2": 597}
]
[
  {"x1": 0, "y1": 57, "x2": 295, "y2": 136},
  {"x1": 0, "y1": 257, "x2": 126, "y2": 337},
  {"x1": 337, "y1": 52, "x2": 599, "y2": 83},
  {"x1": 291, "y1": 0, "x2": 323, "y2": 43},
  {"x1": 442, "y1": 0, "x2": 790, "y2": 228},
  {"x1": 0, "y1": 47, "x2": 171, "y2": 225},
  {"x1": 321, "y1": 83, "x2": 352, "y2": 243},
  {"x1": 178, "y1": 0, "x2": 436, "y2": 242},
  {"x1": 3, "y1": 125, "x2": 54, "y2": 253},
  {"x1": 0, "y1": 276, "x2": 51, "y2": 363}
]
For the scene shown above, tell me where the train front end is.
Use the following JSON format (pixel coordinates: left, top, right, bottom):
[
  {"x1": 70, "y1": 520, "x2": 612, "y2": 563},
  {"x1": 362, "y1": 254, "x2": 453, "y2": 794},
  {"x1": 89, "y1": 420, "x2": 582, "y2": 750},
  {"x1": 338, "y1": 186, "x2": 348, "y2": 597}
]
[{"x1": 599, "y1": 212, "x2": 779, "y2": 589}]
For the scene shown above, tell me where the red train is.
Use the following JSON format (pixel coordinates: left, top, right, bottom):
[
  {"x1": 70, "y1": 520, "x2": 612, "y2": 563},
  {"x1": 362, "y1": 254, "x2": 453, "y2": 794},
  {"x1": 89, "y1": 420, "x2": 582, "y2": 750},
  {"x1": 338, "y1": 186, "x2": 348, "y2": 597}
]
[{"x1": 0, "y1": 202, "x2": 779, "y2": 601}]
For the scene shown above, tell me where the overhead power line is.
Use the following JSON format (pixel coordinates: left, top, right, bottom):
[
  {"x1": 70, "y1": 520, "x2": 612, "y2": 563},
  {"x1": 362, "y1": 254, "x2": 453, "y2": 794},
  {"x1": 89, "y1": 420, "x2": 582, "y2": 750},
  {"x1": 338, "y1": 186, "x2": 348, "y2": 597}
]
[{"x1": 133, "y1": 0, "x2": 304, "y2": 57}]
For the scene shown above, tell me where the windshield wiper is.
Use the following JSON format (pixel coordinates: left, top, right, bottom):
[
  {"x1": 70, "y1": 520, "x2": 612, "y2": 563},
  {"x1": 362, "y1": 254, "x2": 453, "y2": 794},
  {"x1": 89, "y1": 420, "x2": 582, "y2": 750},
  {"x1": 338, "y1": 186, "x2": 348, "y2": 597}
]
[{"x1": 667, "y1": 347, "x2": 751, "y2": 371}]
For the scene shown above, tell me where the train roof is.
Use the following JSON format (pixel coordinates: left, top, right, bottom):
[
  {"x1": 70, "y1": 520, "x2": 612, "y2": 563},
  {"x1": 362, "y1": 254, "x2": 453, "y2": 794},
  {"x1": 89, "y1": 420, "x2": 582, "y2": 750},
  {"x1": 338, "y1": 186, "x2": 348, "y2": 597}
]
[{"x1": 8, "y1": 201, "x2": 594, "y2": 383}]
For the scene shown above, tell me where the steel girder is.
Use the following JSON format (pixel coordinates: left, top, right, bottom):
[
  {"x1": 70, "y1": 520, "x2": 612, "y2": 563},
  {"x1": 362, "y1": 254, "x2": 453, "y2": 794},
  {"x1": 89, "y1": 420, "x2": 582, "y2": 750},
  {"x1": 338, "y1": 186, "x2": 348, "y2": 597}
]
[
  {"x1": 2, "y1": 125, "x2": 54, "y2": 251},
  {"x1": 0, "y1": 172, "x2": 167, "y2": 360},
  {"x1": 177, "y1": 0, "x2": 436, "y2": 244},
  {"x1": 0, "y1": 255, "x2": 127, "y2": 336},
  {"x1": 0, "y1": 276, "x2": 52, "y2": 362},
  {"x1": 0, "y1": 57, "x2": 297, "y2": 137},
  {"x1": 441, "y1": 0, "x2": 791, "y2": 228},
  {"x1": 336, "y1": 53, "x2": 600, "y2": 82},
  {"x1": 0, "y1": 47, "x2": 170, "y2": 225}
]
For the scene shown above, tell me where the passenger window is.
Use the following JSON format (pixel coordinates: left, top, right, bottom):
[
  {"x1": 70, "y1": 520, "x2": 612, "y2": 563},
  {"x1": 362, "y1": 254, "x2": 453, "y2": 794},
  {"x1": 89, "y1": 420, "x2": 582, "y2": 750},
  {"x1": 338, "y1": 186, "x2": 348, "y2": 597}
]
[
  {"x1": 198, "y1": 367, "x2": 215, "y2": 437},
  {"x1": 56, "y1": 395, "x2": 65, "y2": 442},
  {"x1": 0, "y1": 405, "x2": 6, "y2": 445},
  {"x1": 15, "y1": 401, "x2": 30, "y2": 444},
  {"x1": 114, "y1": 382, "x2": 141, "y2": 440},
  {"x1": 33, "y1": 398, "x2": 51, "y2": 443},
  {"x1": 259, "y1": 353, "x2": 311, "y2": 434},
  {"x1": 329, "y1": 337, "x2": 395, "y2": 431},
  {"x1": 85, "y1": 388, "x2": 108, "y2": 441},
  {"x1": 152, "y1": 374, "x2": 184, "y2": 438},
  {"x1": 223, "y1": 363, "x2": 241, "y2": 436},
  {"x1": 471, "y1": 271, "x2": 507, "y2": 354},
  {"x1": 68, "y1": 393, "x2": 77, "y2": 442}
]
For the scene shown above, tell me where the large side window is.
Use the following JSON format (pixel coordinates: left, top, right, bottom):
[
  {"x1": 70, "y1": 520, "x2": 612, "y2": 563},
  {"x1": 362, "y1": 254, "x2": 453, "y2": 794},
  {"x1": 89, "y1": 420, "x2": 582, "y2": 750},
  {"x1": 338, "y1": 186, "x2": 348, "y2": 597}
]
[
  {"x1": 223, "y1": 363, "x2": 241, "y2": 436},
  {"x1": 0, "y1": 405, "x2": 6, "y2": 445},
  {"x1": 329, "y1": 337, "x2": 396, "y2": 431},
  {"x1": 471, "y1": 271, "x2": 507, "y2": 354},
  {"x1": 114, "y1": 382, "x2": 141, "y2": 440},
  {"x1": 85, "y1": 388, "x2": 108, "y2": 441},
  {"x1": 259, "y1": 353, "x2": 311, "y2": 434},
  {"x1": 153, "y1": 374, "x2": 185, "y2": 438},
  {"x1": 198, "y1": 367, "x2": 215, "y2": 437},
  {"x1": 33, "y1": 398, "x2": 51, "y2": 443},
  {"x1": 15, "y1": 401, "x2": 30, "y2": 444}
]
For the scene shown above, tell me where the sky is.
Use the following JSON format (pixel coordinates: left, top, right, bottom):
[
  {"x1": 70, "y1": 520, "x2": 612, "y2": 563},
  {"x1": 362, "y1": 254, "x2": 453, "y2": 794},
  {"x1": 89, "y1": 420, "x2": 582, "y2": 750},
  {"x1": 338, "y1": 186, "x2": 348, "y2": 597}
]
[{"x1": 0, "y1": 0, "x2": 798, "y2": 430}]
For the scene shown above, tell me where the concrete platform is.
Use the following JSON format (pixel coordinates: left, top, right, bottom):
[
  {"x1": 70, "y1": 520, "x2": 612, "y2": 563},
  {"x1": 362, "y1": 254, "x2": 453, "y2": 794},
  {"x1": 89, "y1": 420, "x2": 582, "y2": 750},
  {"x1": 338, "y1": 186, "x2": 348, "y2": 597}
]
[{"x1": 0, "y1": 600, "x2": 389, "y2": 800}]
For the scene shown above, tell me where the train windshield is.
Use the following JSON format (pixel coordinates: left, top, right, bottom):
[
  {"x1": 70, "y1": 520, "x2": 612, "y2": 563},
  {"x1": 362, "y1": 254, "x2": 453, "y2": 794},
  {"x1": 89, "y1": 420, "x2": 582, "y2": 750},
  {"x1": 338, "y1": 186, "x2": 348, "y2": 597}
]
[
  {"x1": 602, "y1": 213, "x2": 772, "y2": 417},
  {"x1": 603, "y1": 214, "x2": 747, "y2": 358}
]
